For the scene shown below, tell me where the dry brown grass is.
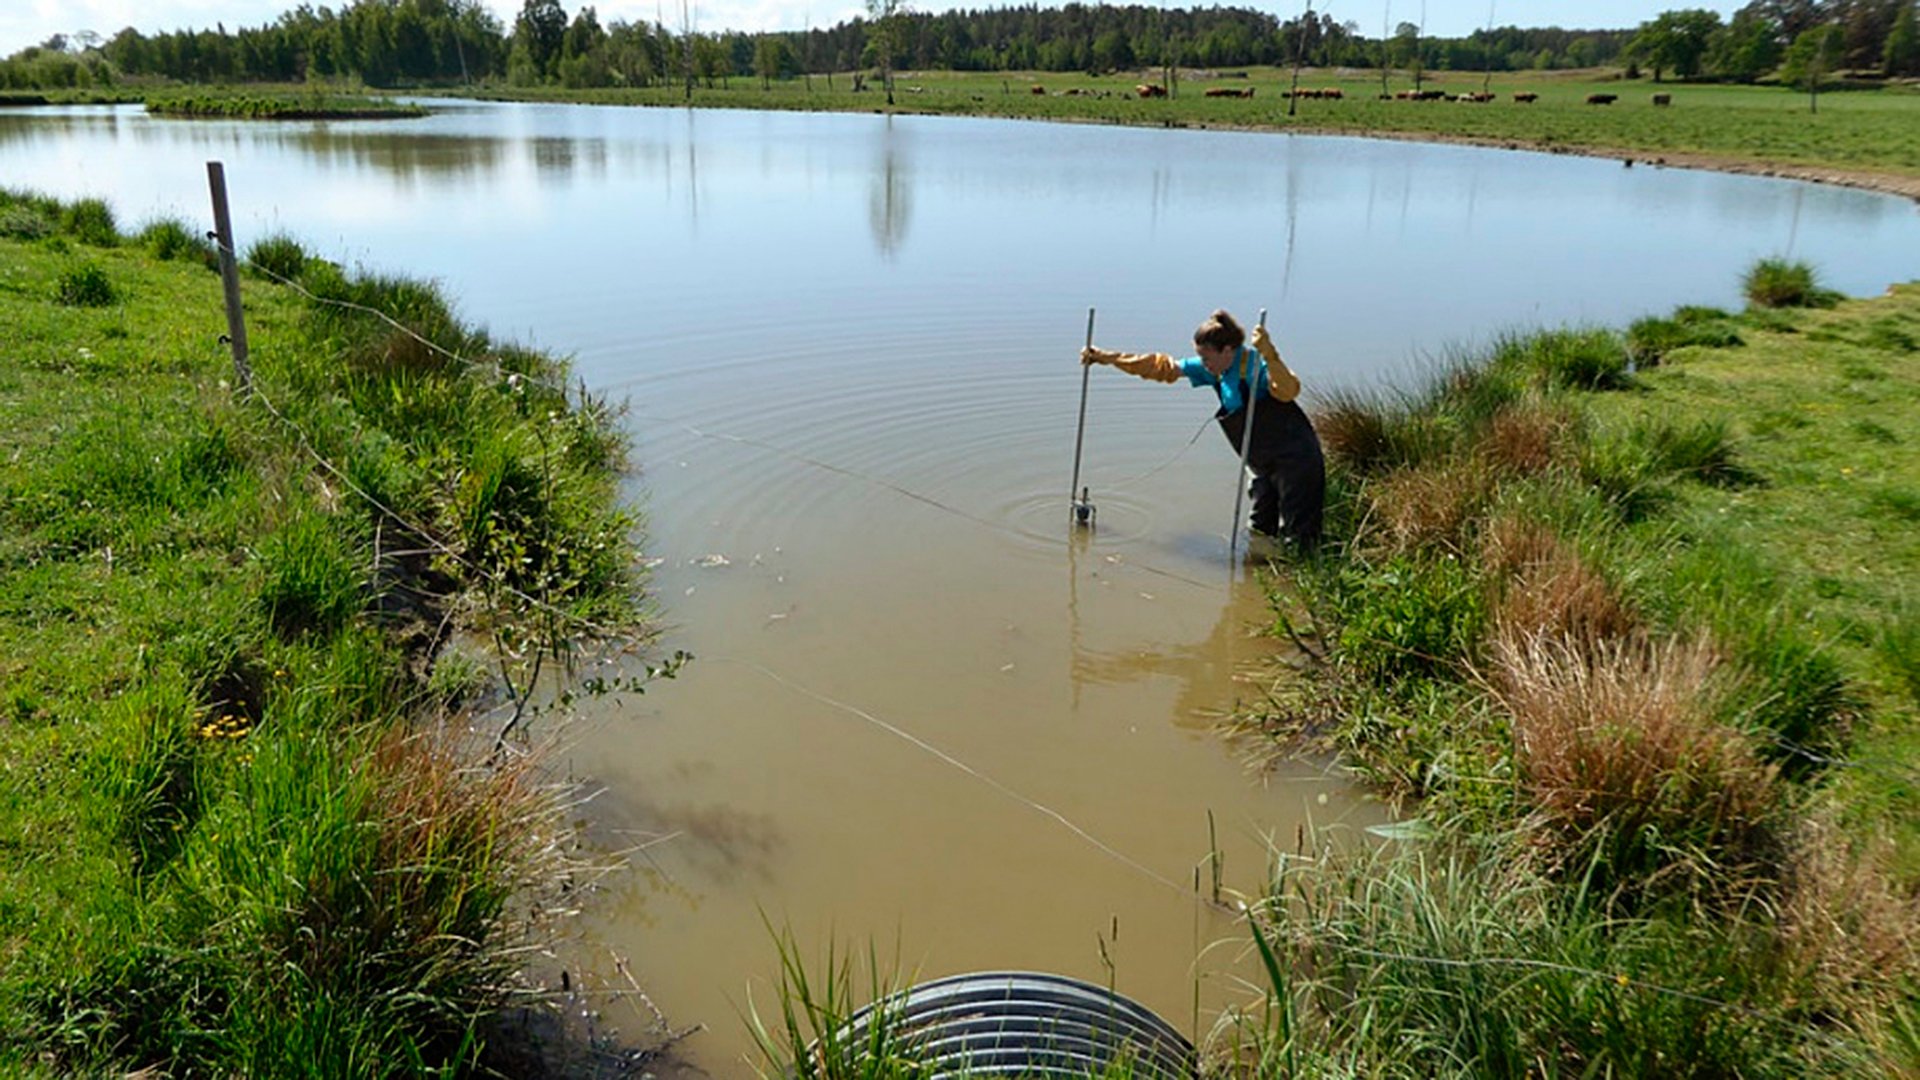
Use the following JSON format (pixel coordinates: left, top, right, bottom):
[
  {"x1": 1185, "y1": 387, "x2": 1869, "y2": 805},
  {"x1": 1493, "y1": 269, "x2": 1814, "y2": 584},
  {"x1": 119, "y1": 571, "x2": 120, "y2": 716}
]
[
  {"x1": 1778, "y1": 812, "x2": 1920, "y2": 1035},
  {"x1": 1484, "y1": 517, "x2": 1638, "y2": 648},
  {"x1": 1488, "y1": 632, "x2": 1784, "y2": 895},
  {"x1": 1357, "y1": 458, "x2": 1494, "y2": 557},
  {"x1": 1312, "y1": 394, "x2": 1396, "y2": 476},
  {"x1": 1477, "y1": 403, "x2": 1574, "y2": 477}
]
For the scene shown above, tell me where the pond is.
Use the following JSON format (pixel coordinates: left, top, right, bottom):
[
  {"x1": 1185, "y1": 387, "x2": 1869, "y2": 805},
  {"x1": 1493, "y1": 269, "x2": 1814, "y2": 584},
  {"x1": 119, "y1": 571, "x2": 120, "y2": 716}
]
[{"x1": 6, "y1": 100, "x2": 1917, "y2": 1073}]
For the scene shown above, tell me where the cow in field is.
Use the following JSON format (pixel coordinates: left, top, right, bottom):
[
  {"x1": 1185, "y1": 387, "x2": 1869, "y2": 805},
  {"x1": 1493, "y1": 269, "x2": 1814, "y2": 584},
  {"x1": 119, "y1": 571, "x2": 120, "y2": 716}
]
[
  {"x1": 1652, "y1": 93, "x2": 1672, "y2": 106},
  {"x1": 1512, "y1": 91, "x2": 1538, "y2": 103},
  {"x1": 1030, "y1": 84, "x2": 1045, "y2": 95},
  {"x1": 1136, "y1": 83, "x2": 1167, "y2": 98},
  {"x1": 1586, "y1": 92, "x2": 1618, "y2": 105}
]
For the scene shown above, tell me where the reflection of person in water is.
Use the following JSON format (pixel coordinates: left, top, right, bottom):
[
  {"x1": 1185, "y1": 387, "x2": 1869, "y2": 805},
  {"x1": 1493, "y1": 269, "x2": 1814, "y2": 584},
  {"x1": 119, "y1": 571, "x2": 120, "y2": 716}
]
[
  {"x1": 1068, "y1": 578, "x2": 1273, "y2": 731},
  {"x1": 1082, "y1": 309, "x2": 1324, "y2": 548}
]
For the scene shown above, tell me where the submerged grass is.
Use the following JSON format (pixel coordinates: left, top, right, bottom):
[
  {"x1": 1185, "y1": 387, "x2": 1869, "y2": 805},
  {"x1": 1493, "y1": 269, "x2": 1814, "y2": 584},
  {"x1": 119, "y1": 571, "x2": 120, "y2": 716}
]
[
  {"x1": 0, "y1": 192, "x2": 653, "y2": 1073},
  {"x1": 1235, "y1": 263, "x2": 1920, "y2": 1074}
]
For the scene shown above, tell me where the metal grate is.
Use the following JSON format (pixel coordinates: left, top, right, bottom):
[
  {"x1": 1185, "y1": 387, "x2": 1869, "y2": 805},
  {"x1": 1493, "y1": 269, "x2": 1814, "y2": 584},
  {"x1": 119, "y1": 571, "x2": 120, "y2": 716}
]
[{"x1": 831, "y1": 971, "x2": 1196, "y2": 1078}]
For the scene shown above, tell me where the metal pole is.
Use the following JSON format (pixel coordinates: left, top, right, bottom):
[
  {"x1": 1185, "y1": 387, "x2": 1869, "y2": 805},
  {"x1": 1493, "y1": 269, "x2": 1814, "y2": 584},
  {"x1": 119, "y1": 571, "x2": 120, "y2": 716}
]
[
  {"x1": 1069, "y1": 306, "x2": 1096, "y2": 527},
  {"x1": 1227, "y1": 308, "x2": 1268, "y2": 559},
  {"x1": 206, "y1": 161, "x2": 252, "y2": 395}
]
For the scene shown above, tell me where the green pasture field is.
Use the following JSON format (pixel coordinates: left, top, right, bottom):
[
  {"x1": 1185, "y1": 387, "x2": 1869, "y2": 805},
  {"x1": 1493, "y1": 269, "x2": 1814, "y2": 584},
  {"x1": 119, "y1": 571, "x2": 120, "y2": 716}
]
[{"x1": 455, "y1": 67, "x2": 1920, "y2": 187}]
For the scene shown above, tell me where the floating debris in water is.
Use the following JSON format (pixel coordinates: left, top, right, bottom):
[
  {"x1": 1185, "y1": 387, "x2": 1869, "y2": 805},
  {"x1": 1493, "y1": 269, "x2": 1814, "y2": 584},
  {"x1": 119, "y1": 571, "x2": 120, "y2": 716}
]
[
  {"x1": 1138, "y1": 592, "x2": 1155, "y2": 601},
  {"x1": 639, "y1": 556, "x2": 666, "y2": 570},
  {"x1": 692, "y1": 553, "x2": 730, "y2": 568}
]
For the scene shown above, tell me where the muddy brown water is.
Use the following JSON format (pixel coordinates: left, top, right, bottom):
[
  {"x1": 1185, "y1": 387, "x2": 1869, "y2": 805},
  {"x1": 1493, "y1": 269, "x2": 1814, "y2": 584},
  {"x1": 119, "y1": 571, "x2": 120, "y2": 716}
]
[{"x1": 7, "y1": 99, "x2": 1919, "y2": 1074}]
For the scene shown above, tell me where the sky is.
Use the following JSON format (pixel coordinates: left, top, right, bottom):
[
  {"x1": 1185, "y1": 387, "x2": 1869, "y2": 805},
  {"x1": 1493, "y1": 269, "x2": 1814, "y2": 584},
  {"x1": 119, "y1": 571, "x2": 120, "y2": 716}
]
[{"x1": 3, "y1": 0, "x2": 1749, "y2": 59}]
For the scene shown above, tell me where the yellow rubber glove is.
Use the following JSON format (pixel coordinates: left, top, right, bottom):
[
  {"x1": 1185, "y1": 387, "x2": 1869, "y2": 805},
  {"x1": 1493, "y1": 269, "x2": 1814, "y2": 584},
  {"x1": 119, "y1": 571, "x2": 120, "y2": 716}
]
[
  {"x1": 1249, "y1": 325, "x2": 1302, "y2": 402},
  {"x1": 1083, "y1": 347, "x2": 1181, "y2": 383}
]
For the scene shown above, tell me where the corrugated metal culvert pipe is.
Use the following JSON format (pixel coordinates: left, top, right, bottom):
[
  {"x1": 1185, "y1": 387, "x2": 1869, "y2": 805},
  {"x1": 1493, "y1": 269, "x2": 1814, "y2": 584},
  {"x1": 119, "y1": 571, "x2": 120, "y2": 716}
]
[{"x1": 828, "y1": 971, "x2": 1196, "y2": 1078}]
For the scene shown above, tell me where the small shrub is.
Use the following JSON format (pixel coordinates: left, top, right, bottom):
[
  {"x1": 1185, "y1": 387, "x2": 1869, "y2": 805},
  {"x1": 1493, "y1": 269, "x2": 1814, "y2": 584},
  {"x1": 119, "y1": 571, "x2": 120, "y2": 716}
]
[
  {"x1": 0, "y1": 204, "x2": 53, "y2": 240},
  {"x1": 245, "y1": 232, "x2": 308, "y2": 283},
  {"x1": 258, "y1": 513, "x2": 366, "y2": 638},
  {"x1": 139, "y1": 217, "x2": 202, "y2": 261},
  {"x1": 54, "y1": 262, "x2": 117, "y2": 307},
  {"x1": 1743, "y1": 257, "x2": 1838, "y2": 309},
  {"x1": 59, "y1": 197, "x2": 119, "y2": 246}
]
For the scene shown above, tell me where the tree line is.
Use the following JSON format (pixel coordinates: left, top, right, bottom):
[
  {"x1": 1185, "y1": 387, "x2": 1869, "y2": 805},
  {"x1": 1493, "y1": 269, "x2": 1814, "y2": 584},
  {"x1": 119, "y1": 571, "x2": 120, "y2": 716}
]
[{"x1": 3, "y1": 0, "x2": 1915, "y2": 91}]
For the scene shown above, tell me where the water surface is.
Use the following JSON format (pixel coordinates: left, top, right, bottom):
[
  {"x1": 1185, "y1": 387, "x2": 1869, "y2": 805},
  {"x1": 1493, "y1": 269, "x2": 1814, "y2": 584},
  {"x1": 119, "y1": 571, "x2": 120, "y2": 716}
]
[{"x1": 6, "y1": 100, "x2": 1917, "y2": 1074}]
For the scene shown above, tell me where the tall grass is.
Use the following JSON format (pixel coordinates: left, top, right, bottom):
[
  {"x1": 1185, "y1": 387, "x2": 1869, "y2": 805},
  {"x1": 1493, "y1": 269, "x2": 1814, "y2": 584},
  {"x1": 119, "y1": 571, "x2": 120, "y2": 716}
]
[
  {"x1": 1222, "y1": 839, "x2": 1875, "y2": 1077},
  {"x1": 59, "y1": 197, "x2": 117, "y2": 247},
  {"x1": 746, "y1": 930, "x2": 929, "y2": 1080},
  {"x1": 245, "y1": 231, "x2": 310, "y2": 283},
  {"x1": 1743, "y1": 257, "x2": 1839, "y2": 309},
  {"x1": 1488, "y1": 632, "x2": 1785, "y2": 903}
]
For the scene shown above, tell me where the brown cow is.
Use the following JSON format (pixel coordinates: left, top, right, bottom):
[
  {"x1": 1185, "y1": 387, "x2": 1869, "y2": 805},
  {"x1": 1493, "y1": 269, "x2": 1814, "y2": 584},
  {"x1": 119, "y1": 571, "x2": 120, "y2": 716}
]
[
  {"x1": 1030, "y1": 84, "x2": 1045, "y2": 95},
  {"x1": 1586, "y1": 92, "x2": 1618, "y2": 105},
  {"x1": 1652, "y1": 92, "x2": 1672, "y2": 106},
  {"x1": 1322, "y1": 87, "x2": 1344, "y2": 100},
  {"x1": 1512, "y1": 91, "x2": 1538, "y2": 103},
  {"x1": 1135, "y1": 83, "x2": 1167, "y2": 98}
]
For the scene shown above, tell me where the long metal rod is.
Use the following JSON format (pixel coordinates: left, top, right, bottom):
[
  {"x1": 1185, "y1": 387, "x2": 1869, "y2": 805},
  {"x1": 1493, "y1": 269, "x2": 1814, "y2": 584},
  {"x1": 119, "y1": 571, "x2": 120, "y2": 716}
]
[
  {"x1": 1068, "y1": 306, "x2": 1096, "y2": 525},
  {"x1": 1227, "y1": 308, "x2": 1269, "y2": 558}
]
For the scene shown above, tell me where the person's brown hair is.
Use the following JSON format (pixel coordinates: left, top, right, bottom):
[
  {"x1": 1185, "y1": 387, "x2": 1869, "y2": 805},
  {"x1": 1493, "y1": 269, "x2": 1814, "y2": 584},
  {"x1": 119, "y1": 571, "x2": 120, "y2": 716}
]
[{"x1": 1193, "y1": 309, "x2": 1245, "y2": 351}]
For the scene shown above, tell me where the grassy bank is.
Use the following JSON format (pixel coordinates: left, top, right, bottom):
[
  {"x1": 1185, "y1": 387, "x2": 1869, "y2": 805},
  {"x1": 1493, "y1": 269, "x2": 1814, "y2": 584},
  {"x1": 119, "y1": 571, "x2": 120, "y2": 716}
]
[
  {"x1": 1222, "y1": 267, "x2": 1920, "y2": 1073},
  {"x1": 441, "y1": 68, "x2": 1920, "y2": 196},
  {"x1": 0, "y1": 191, "x2": 650, "y2": 1073},
  {"x1": 145, "y1": 90, "x2": 429, "y2": 120}
]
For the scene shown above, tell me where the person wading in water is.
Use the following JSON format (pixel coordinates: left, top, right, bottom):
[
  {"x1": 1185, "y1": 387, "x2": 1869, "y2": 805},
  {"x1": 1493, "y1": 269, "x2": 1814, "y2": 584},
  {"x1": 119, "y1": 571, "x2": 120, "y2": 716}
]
[{"x1": 1082, "y1": 309, "x2": 1325, "y2": 548}]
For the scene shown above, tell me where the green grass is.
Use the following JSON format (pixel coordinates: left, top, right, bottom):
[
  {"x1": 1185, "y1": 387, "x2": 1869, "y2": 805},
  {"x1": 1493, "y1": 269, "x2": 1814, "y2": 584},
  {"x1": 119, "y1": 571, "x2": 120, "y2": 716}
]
[
  {"x1": 1745, "y1": 256, "x2": 1843, "y2": 308},
  {"x1": 0, "y1": 192, "x2": 652, "y2": 1073},
  {"x1": 437, "y1": 67, "x2": 1920, "y2": 185},
  {"x1": 1219, "y1": 836, "x2": 1896, "y2": 1077},
  {"x1": 1233, "y1": 262, "x2": 1920, "y2": 1073}
]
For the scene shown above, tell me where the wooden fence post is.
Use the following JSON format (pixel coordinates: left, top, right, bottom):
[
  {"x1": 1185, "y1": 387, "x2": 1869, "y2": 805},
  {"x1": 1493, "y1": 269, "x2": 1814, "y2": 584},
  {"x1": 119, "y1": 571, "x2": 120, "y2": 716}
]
[{"x1": 206, "y1": 161, "x2": 252, "y2": 394}]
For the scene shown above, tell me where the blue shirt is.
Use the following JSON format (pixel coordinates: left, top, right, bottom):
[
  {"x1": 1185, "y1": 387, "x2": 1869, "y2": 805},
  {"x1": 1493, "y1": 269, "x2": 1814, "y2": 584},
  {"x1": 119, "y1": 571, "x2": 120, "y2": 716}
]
[{"x1": 1179, "y1": 347, "x2": 1269, "y2": 417}]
